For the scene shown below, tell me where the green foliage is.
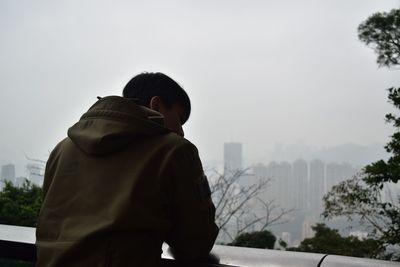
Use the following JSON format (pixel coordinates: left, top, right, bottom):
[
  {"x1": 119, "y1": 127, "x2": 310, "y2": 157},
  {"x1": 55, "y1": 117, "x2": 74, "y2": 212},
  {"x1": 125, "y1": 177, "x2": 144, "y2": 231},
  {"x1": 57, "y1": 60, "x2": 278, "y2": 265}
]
[
  {"x1": 323, "y1": 7, "x2": 400, "y2": 261},
  {"x1": 289, "y1": 224, "x2": 382, "y2": 258},
  {"x1": 228, "y1": 230, "x2": 276, "y2": 249},
  {"x1": 322, "y1": 95, "x2": 400, "y2": 258},
  {"x1": 364, "y1": 88, "x2": 400, "y2": 186},
  {"x1": 0, "y1": 180, "x2": 42, "y2": 227},
  {"x1": 358, "y1": 9, "x2": 400, "y2": 67},
  {"x1": 322, "y1": 175, "x2": 385, "y2": 231}
]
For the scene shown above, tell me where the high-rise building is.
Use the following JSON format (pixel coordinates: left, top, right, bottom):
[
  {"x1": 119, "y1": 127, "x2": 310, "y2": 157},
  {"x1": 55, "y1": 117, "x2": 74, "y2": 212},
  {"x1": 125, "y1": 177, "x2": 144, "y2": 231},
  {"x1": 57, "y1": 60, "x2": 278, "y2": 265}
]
[
  {"x1": 265, "y1": 161, "x2": 280, "y2": 203},
  {"x1": 252, "y1": 163, "x2": 269, "y2": 211},
  {"x1": 263, "y1": 161, "x2": 292, "y2": 210},
  {"x1": 26, "y1": 163, "x2": 44, "y2": 186},
  {"x1": 281, "y1": 232, "x2": 292, "y2": 247},
  {"x1": 326, "y1": 162, "x2": 356, "y2": 192},
  {"x1": 278, "y1": 161, "x2": 291, "y2": 210},
  {"x1": 341, "y1": 162, "x2": 355, "y2": 180},
  {"x1": 224, "y1": 142, "x2": 242, "y2": 174},
  {"x1": 253, "y1": 163, "x2": 268, "y2": 180},
  {"x1": 309, "y1": 159, "x2": 325, "y2": 218},
  {"x1": 1, "y1": 164, "x2": 15, "y2": 183},
  {"x1": 293, "y1": 159, "x2": 308, "y2": 210}
]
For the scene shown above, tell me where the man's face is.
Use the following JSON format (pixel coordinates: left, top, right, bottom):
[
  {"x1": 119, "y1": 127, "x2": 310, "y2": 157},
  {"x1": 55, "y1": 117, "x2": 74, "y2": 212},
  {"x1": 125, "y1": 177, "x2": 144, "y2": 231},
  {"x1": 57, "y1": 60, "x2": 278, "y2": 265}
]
[
  {"x1": 158, "y1": 102, "x2": 186, "y2": 137},
  {"x1": 149, "y1": 96, "x2": 186, "y2": 137}
]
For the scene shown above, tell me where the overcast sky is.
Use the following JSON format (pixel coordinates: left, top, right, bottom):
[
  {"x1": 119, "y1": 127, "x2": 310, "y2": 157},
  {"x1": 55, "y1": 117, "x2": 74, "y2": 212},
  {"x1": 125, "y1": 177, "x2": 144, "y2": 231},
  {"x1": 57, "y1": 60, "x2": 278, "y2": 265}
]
[{"x1": 1, "y1": 0, "x2": 400, "y2": 175}]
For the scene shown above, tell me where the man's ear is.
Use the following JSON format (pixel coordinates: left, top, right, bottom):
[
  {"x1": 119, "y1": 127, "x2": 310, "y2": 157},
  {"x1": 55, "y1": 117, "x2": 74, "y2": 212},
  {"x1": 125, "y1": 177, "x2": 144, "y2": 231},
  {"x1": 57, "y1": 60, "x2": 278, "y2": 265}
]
[{"x1": 149, "y1": 96, "x2": 162, "y2": 112}]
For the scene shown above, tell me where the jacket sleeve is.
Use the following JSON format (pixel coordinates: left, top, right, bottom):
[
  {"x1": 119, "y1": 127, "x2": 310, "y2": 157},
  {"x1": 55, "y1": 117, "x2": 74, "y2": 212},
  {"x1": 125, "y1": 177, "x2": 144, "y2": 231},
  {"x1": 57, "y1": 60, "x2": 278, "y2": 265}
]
[{"x1": 164, "y1": 141, "x2": 219, "y2": 260}]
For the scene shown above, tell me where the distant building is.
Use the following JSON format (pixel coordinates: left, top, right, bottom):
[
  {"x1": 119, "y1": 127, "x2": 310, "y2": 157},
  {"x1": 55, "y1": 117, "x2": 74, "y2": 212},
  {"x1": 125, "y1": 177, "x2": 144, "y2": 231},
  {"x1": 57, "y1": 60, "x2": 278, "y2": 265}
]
[
  {"x1": 224, "y1": 142, "x2": 242, "y2": 174},
  {"x1": 309, "y1": 159, "x2": 325, "y2": 218},
  {"x1": 252, "y1": 162, "x2": 268, "y2": 190},
  {"x1": 26, "y1": 163, "x2": 44, "y2": 186},
  {"x1": 278, "y1": 161, "x2": 292, "y2": 210},
  {"x1": 265, "y1": 161, "x2": 280, "y2": 205},
  {"x1": 263, "y1": 159, "x2": 360, "y2": 245},
  {"x1": 325, "y1": 162, "x2": 341, "y2": 191},
  {"x1": 326, "y1": 162, "x2": 356, "y2": 192},
  {"x1": 253, "y1": 163, "x2": 268, "y2": 180},
  {"x1": 1, "y1": 164, "x2": 15, "y2": 183},
  {"x1": 293, "y1": 159, "x2": 308, "y2": 210},
  {"x1": 259, "y1": 161, "x2": 292, "y2": 210},
  {"x1": 281, "y1": 232, "x2": 292, "y2": 247},
  {"x1": 252, "y1": 163, "x2": 270, "y2": 212},
  {"x1": 1, "y1": 164, "x2": 16, "y2": 189}
]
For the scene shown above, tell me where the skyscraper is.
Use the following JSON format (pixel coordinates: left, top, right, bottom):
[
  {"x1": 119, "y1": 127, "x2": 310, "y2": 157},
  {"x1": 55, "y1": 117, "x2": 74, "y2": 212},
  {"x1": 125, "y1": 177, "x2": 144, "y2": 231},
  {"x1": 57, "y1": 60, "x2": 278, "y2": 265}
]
[
  {"x1": 309, "y1": 159, "x2": 325, "y2": 218},
  {"x1": 253, "y1": 163, "x2": 268, "y2": 180},
  {"x1": 326, "y1": 162, "x2": 341, "y2": 192},
  {"x1": 293, "y1": 159, "x2": 308, "y2": 210},
  {"x1": 1, "y1": 164, "x2": 15, "y2": 183},
  {"x1": 223, "y1": 142, "x2": 242, "y2": 174},
  {"x1": 281, "y1": 232, "x2": 292, "y2": 247},
  {"x1": 26, "y1": 163, "x2": 44, "y2": 186},
  {"x1": 263, "y1": 161, "x2": 291, "y2": 210},
  {"x1": 326, "y1": 162, "x2": 356, "y2": 192},
  {"x1": 278, "y1": 161, "x2": 291, "y2": 210}
]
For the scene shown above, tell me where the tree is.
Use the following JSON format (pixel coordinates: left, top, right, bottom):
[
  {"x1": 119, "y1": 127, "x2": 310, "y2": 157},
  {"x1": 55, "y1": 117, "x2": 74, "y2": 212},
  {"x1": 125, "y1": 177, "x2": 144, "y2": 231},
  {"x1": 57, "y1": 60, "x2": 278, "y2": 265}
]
[
  {"x1": 323, "y1": 172, "x2": 400, "y2": 249},
  {"x1": 323, "y1": 8, "x2": 400, "y2": 260},
  {"x1": 209, "y1": 169, "x2": 292, "y2": 242},
  {"x1": 289, "y1": 224, "x2": 382, "y2": 258},
  {"x1": 0, "y1": 180, "x2": 42, "y2": 227},
  {"x1": 358, "y1": 9, "x2": 400, "y2": 68},
  {"x1": 228, "y1": 230, "x2": 276, "y2": 249},
  {"x1": 0, "y1": 180, "x2": 41, "y2": 266}
]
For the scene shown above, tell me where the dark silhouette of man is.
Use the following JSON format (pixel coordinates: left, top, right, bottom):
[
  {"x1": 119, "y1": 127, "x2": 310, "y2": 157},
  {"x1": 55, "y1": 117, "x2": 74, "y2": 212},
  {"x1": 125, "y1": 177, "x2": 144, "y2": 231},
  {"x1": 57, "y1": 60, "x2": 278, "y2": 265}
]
[{"x1": 36, "y1": 72, "x2": 219, "y2": 266}]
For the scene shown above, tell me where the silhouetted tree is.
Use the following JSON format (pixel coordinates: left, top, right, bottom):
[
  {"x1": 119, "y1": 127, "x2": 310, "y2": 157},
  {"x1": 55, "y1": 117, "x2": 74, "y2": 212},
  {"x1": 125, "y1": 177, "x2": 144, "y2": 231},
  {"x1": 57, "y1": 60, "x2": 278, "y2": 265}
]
[
  {"x1": 228, "y1": 230, "x2": 276, "y2": 249},
  {"x1": 289, "y1": 224, "x2": 382, "y2": 258},
  {"x1": 323, "y1": 8, "x2": 400, "y2": 261},
  {"x1": 210, "y1": 169, "x2": 292, "y2": 242},
  {"x1": 358, "y1": 9, "x2": 400, "y2": 68},
  {"x1": 0, "y1": 180, "x2": 42, "y2": 227}
]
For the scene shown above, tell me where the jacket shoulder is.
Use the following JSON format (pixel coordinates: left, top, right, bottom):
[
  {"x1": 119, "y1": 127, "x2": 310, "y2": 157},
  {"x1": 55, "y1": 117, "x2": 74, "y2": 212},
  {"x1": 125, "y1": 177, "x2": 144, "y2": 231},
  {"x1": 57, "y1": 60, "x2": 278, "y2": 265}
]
[{"x1": 162, "y1": 133, "x2": 198, "y2": 151}]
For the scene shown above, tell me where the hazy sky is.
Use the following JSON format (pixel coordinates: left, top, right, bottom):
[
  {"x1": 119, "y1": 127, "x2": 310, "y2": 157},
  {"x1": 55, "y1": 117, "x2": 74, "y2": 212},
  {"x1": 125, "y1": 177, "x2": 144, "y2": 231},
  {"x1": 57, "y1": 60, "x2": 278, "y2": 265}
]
[{"x1": 1, "y1": 0, "x2": 400, "y2": 174}]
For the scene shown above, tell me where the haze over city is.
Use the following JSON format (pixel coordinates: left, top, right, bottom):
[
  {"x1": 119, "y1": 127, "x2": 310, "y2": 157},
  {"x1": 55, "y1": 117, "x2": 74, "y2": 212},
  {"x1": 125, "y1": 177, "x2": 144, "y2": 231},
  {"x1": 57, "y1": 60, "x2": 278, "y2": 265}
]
[{"x1": 1, "y1": 0, "x2": 400, "y2": 175}]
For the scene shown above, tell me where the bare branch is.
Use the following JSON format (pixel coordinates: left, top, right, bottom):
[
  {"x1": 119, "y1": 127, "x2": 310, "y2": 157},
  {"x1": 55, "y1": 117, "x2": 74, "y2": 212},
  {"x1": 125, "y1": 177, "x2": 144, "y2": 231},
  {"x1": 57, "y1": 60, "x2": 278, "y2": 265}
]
[{"x1": 209, "y1": 168, "x2": 292, "y2": 242}]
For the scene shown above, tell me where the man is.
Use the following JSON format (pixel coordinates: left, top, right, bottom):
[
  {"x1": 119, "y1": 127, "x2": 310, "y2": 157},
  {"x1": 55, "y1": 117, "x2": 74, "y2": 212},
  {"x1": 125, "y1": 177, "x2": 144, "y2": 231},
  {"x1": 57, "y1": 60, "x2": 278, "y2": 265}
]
[{"x1": 36, "y1": 72, "x2": 219, "y2": 266}]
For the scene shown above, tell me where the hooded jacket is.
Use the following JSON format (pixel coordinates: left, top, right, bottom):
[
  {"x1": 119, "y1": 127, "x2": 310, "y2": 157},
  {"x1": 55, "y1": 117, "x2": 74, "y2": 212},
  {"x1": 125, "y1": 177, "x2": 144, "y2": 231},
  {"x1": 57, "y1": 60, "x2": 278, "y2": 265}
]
[{"x1": 36, "y1": 96, "x2": 219, "y2": 267}]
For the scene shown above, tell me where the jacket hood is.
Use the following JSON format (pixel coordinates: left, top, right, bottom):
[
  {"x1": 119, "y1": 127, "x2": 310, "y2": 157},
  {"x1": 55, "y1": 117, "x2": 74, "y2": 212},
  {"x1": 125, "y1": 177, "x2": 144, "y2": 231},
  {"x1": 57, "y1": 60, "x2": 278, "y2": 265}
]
[{"x1": 68, "y1": 96, "x2": 170, "y2": 155}]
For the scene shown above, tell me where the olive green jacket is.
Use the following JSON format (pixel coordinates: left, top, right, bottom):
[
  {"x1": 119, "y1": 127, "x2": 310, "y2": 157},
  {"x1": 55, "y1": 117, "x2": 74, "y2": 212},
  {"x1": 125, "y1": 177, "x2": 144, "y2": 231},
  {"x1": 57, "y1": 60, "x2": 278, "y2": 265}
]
[{"x1": 36, "y1": 96, "x2": 219, "y2": 266}]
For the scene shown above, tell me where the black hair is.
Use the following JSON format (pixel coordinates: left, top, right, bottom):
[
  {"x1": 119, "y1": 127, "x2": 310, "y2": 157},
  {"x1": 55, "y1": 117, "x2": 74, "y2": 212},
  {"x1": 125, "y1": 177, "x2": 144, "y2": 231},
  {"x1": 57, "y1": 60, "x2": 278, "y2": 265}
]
[{"x1": 123, "y1": 72, "x2": 191, "y2": 124}]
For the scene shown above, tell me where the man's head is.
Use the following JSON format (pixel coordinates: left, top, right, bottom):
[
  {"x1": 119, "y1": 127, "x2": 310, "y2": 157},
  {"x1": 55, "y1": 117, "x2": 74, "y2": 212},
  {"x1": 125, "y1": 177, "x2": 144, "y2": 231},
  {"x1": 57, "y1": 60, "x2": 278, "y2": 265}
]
[{"x1": 123, "y1": 72, "x2": 191, "y2": 137}]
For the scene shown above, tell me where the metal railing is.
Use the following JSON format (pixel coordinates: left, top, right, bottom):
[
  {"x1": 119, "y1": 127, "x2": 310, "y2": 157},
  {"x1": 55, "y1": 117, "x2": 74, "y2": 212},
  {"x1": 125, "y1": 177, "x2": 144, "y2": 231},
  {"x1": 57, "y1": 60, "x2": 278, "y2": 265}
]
[{"x1": 0, "y1": 224, "x2": 398, "y2": 267}]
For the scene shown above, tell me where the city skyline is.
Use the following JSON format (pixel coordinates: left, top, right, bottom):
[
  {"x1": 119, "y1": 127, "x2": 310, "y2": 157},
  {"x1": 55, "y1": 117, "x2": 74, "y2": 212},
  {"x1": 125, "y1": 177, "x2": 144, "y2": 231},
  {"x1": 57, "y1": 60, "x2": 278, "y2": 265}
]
[
  {"x1": 220, "y1": 141, "x2": 364, "y2": 245},
  {"x1": 1, "y1": 139, "x2": 390, "y2": 179},
  {"x1": 0, "y1": 144, "x2": 390, "y2": 246}
]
